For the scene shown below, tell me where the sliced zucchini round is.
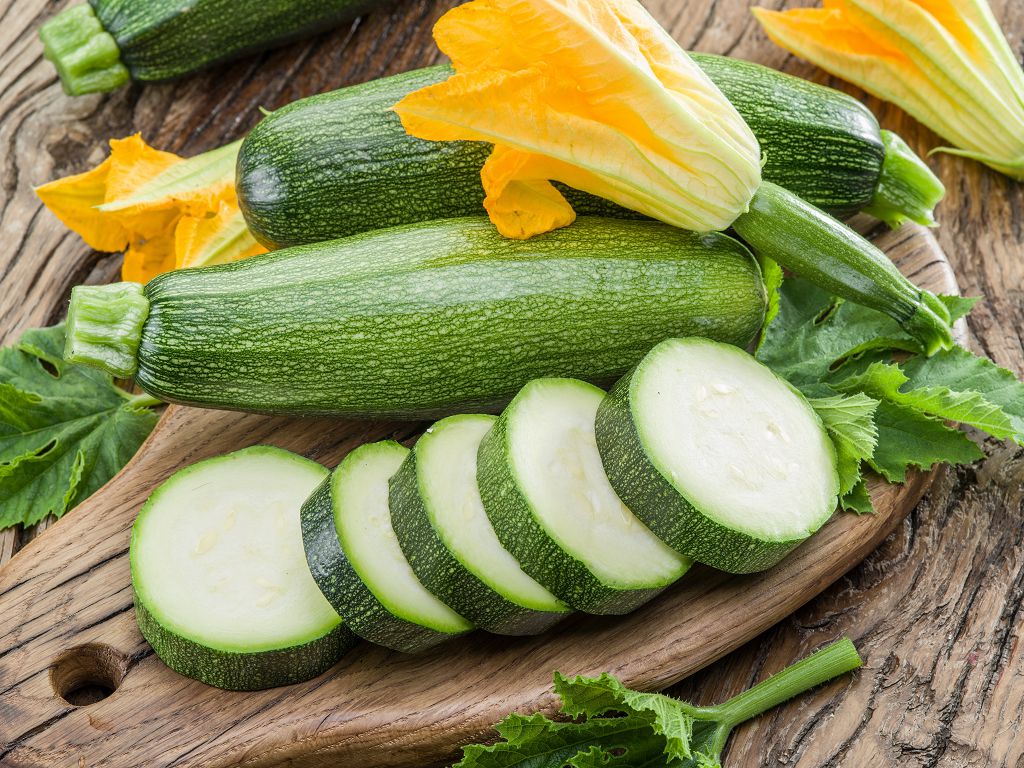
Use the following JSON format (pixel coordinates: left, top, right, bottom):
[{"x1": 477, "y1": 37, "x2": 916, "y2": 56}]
[
  {"x1": 390, "y1": 414, "x2": 571, "y2": 635},
  {"x1": 477, "y1": 379, "x2": 690, "y2": 615},
  {"x1": 301, "y1": 441, "x2": 473, "y2": 653},
  {"x1": 596, "y1": 337, "x2": 840, "y2": 574},
  {"x1": 130, "y1": 446, "x2": 355, "y2": 691}
]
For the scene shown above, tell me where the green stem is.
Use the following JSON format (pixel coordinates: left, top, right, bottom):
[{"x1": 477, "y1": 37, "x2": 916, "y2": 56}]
[
  {"x1": 124, "y1": 392, "x2": 164, "y2": 409},
  {"x1": 65, "y1": 282, "x2": 149, "y2": 378},
  {"x1": 732, "y1": 181, "x2": 954, "y2": 356},
  {"x1": 710, "y1": 638, "x2": 863, "y2": 727},
  {"x1": 864, "y1": 131, "x2": 946, "y2": 228},
  {"x1": 39, "y1": 5, "x2": 130, "y2": 96}
]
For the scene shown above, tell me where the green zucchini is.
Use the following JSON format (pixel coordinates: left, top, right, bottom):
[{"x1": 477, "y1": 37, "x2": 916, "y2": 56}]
[
  {"x1": 477, "y1": 378, "x2": 691, "y2": 614},
  {"x1": 64, "y1": 217, "x2": 767, "y2": 419},
  {"x1": 39, "y1": 0, "x2": 389, "y2": 96},
  {"x1": 389, "y1": 414, "x2": 572, "y2": 635},
  {"x1": 130, "y1": 446, "x2": 356, "y2": 691},
  {"x1": 595, "y1": 338, "x2": 840, "y2": 575},
  {"x1": 237, "y1": 59, "x2": 943, "y2": 250},
  {"x1": 301, "y1": 441, "x2": 473, "y2": 653}
]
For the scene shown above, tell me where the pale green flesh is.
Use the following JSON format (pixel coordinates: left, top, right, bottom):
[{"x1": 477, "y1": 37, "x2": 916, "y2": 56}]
[
  {"x1": 418, "y1": 415, "x2": 565, "y2": 612},
  {"x1": 132, "y1": 447, "x2": 340, "y2": 654},
  {"x1": 633, "y1": 339, "x2": 839, "y2": 540},
  {"x1": 335, "y1": 442, "x2": 471, "y2": 633},
  {"x1": 508, "y1": 379, "x2": 687, "y2": 588}
]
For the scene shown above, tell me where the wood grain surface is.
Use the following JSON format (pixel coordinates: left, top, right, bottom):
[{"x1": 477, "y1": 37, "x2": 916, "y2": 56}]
[{"x1": 0, "y1": 0, "x2": 1021, "y2": 766}]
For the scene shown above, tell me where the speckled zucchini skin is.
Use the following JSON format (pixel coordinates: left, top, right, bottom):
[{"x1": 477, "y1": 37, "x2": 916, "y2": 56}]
[
  {"x1": 134, "y1": 597, "x2": 356, "y2": 691},
  {"x1": 301, "y1": 452, "x2": 471, "y2": 654},
  {"x1": 134, "y1": 217, "x2": 766, "y2": 419},
  {"x1": 91, "y1": 0, "x2": 386, "y2": 83},
  {"x1": 237, "y1": 56, "x2": 884, "y2": 249},
  {"x1": 389, "y1": 425, "x2": 572, "y2": 635},
  {"x1": 475, "y1": 389, "x2": 683, "y2": 616}
]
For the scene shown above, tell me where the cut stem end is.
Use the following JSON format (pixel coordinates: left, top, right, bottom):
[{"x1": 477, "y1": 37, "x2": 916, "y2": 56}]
[
  {"x1": 865, "y1": 131, "x2": 946, "y2": 229},
  {"x1": 40, "y1": 4, "x2": 130, "y2": 96},
  {"x1": 66, "y1": 282, "x2": 149, "y2": 378}
]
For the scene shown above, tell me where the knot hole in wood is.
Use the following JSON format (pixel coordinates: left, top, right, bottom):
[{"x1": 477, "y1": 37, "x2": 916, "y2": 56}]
[{"x1": 50, "y1": 643, "x2": 130, "y2": 706}]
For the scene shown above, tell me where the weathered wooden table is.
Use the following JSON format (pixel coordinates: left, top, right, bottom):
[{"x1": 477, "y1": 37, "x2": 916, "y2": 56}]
[{"x1": 1, "y1": 0, "x2": 1022, "y2": 765}]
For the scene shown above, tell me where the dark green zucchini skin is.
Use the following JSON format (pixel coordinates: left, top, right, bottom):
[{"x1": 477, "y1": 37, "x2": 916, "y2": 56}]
[
  {"x1": 131, "y1": 217, "x2": 766, "y2": 419},
  {"x1": 134, "y1": 597, "x2": 357, "y2": 691},
  {"x1": 693, "y1": 54, "x2": 884, "y2": 216},
  {"x1": 237, "y1": 56, "x2": 884, "y2": 249},
  {"x1": 91, "y1": 0, "x2": 386, "y2": 82}
]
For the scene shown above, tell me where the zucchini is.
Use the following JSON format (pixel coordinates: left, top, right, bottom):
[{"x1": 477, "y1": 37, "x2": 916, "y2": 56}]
[
  {"x1": 64, "y1": 217, "x2": 767, "y2": 419},
  {"x1": 301, "y1": 441, "x2": 473, "y2": 653},
  {"x1": 389, "y1": 415, "x2": 571, "y2": 635},
  {"x1": 130, "y1": 446, "x2": 356, "y2": 691},
  {"x1": 595, "y1": 338, "x2": 840, "y2": 575},
  {"x1": 39, "y1": 0, "x2": 387, "y2": 96},
  {"x1": 237, "y1": 59, "x2": 943, "y2": 250},
  {"x1": 476, "y1": 378, "x2": 691, "y2": 615}
]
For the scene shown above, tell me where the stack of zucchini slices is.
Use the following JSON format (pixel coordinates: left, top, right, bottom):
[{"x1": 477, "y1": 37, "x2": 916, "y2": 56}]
[{"x1": 131, "y1": 338, "x2": 840, "y2": 690}]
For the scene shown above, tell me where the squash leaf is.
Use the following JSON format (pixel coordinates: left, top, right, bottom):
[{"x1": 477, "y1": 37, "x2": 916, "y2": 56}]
[
  {"x1": 0, "y1": 324, "x2": 159, "y2": 528},
  {"x1": 758, "y1": 276, "x2": 1022, "y2": 505}
]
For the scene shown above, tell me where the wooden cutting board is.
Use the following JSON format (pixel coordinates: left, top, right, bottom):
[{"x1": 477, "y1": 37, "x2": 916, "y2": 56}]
[{"x1": 0, "y1": 221, "x2": 961, "y2": 768}]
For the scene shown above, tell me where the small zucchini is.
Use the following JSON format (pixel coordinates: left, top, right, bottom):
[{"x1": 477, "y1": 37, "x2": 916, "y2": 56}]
[
  {"x1": 237, "y1": 59, "x2": 943, "y2": 250},
  {"x1": 39, "y1": 0, "x2": 389, "y2": 95},
  {"x1": 64, "y1": 217, "x2": 767, "y2": 419}
]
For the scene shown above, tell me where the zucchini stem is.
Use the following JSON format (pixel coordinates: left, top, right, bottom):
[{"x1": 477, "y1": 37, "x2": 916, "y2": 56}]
[
  {"x1": 732, "y1": 181, "x2": 954, "y2": 355},
  {"x1": 864, "y1": 131, "x2": 946, "y2": 228},
  {"x1": 708, "y1": 638, "x2": 863, "y2": 728},
  {"x1": 65, "y1": 282, "x2": 149, "y2": 378},
  {"x1": 39, "y1": 5, "x2": 129, "y2": 96}
]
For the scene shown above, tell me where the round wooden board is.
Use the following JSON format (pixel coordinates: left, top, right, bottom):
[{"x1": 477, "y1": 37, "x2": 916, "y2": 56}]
[{"x1": 0, "y1": 221, "x2": 962, "y2": 767}]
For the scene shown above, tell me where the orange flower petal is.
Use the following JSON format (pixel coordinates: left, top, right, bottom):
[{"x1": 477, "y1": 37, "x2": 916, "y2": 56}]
[
  {"x1": 34, "y1": 151, "x2": 129, "y2": 252},
  {"x1": 753, "y1": 0, "x2": 1024, "y2": 179},
  {"x1": 395, "y1": 0, "x2": 761, "y2": 238},
  {"x1": 174, "y1": 198, "x2": 268, "y2": 271},
  {"x1": 37, "y1": 135, "x2": 256, "y2": 281}
]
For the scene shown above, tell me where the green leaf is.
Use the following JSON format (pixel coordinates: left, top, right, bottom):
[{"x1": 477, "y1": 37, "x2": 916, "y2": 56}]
[
  {"x1": 756, "y1": 279, "x2": 922, "y2": 387},
  {"x1": 839, "y1": 478, "x2": 874, "y2": 515},
  {"x1": 456, "y1": 641, "x2": 861, "y2": 768},
  {"x1": 833, "y1": 361, "x2": 1018, "y2": 441},
  {"x1": 755, "y1": 256, "x2": 784, "y2": 353},
  {"x1": 0, "y1": 324, "x2": 159, "y2": 528},
  {"x1": 808, "y1": 393, "x2": 879, "y2": 496},
  {"x1": 901, "y1": 346, "x2": 1024, "y2": 444},
  {"x1": 869, "y1": 402, "x2": 983, "y2": 482},
  {"x1": 555, "y1": 673, "x2": 698, "y2": 761},
  {"x1": 938, "y1": 294, "x2": 980, "y2": 323},
  {"x1": 454, "y1": 715, "x2": 670, "y2": 768}
]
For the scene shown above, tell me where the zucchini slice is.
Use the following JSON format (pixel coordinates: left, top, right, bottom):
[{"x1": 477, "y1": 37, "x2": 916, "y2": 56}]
[
  {"x1": 477, "y1": 379, "x2": 691, "y2": 615},
  {"x1": 130, "y1": 446, "x2": 355, "y2": 691},
  {"x1": 390, "y1": 415, "x2": 572, "y2": 635},
  {"x1": 302, "y1": 441, "x2": 473, "y2": 653},
  {"x1": 596, "y1": 338, "x2": 840, "y2": 575}
]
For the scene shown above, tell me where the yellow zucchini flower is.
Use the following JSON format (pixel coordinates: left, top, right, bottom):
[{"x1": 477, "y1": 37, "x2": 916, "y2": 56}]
[
  {"x1": 393, "y1": 0, "x2": 762, "y2": 239},
  {"x1": 753, "y1": 0, "x2": 1024, "y2": 180},
  {"x1": 36, "y1": 135, "x2": 266, "y2": 282}
]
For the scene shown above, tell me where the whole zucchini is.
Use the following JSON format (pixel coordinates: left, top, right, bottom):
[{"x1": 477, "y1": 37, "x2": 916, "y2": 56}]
[
  {"x1": 64, "y1": 217, "x2": 766, "y2": 419},
  {"x1": 39, "y1": 0, "x2": 390, "y2": 96},
  {"x1": 237, "y1": 57, "x2": 944, "y2": 250}
]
